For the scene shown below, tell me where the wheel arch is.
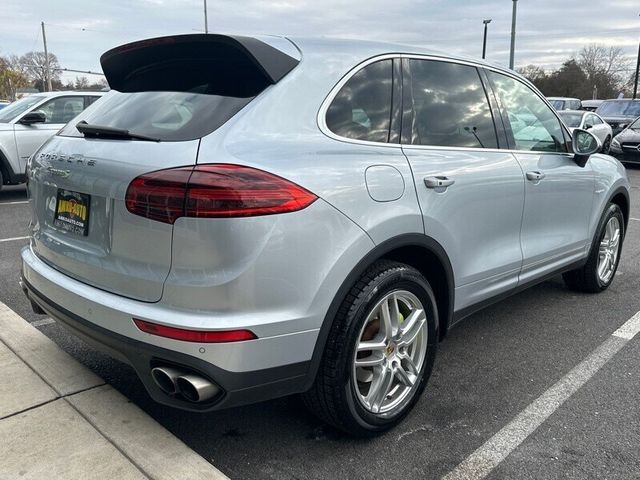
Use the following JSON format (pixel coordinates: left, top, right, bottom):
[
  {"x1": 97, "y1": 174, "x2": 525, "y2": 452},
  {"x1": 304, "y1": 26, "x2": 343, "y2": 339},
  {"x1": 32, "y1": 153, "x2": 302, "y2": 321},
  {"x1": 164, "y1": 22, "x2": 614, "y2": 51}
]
[
  {"x1": 303, "y1": 233, "x2": 454, "y2": 390},
  {"x1": 609, "y1": 187, "x2": 630, "y2": 233},
  {"x1": 0, "y1": 147, "x2": 22, "y2": 184}
]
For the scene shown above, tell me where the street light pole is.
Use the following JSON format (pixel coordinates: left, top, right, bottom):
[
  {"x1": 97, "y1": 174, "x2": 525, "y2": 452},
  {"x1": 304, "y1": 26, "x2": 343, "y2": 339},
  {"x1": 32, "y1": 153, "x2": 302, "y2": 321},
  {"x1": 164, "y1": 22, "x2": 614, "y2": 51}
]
[
  {"x1": 509, "y1": 0, "x2": 518, "y2": 70},
  {"x1": 634, "y1": 41, "x2": 639, "y2": 100},
  {"x1": 482, "y1": 19, "x2": 492, "y2": 59},
  {"x1": 203, "y1": 0, "x2": 209, "y2": 34},
  {"x1": 41, "y1": 21, "x2": 52, "y2": 92}
]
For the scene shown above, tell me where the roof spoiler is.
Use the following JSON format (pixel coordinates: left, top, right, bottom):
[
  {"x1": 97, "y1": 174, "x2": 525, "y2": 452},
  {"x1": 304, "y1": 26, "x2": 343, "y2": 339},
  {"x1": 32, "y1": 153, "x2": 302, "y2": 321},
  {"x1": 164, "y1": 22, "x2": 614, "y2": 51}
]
[{"x1": 100, "y1": 34, "x2": 299, "y2": 92}]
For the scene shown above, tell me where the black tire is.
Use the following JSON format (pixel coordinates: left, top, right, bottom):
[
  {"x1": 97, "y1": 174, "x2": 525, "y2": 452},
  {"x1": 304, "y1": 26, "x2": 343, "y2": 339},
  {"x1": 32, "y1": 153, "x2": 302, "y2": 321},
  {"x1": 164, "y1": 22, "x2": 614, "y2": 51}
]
[
  {"x1": 303, "y1": 260, "x2": 438, "y2": 436},
  {"x1": 601, "y1": 136, "x2": 611, "y2": 154},
  {"x1": 563, "y1": 203, "x2": 624, "y2": 293}
]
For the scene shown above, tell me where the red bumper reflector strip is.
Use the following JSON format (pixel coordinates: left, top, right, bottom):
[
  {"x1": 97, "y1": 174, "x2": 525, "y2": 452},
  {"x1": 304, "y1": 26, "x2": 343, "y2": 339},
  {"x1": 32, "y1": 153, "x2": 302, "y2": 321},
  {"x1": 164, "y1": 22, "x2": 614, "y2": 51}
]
[{"x1": 133, "y1": 319, "x2": 257, "y2": 343}]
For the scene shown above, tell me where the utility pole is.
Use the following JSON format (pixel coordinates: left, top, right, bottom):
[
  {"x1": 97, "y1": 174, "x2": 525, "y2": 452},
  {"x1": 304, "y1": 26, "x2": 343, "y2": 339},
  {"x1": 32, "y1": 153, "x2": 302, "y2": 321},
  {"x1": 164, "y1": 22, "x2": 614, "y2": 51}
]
[
  {"x1": 203, "y1": 0, "x2": 209, "y2": 34},
  {"x1": 41, "y1": 21, "x2": 52, "y2": 92},
  {"x1": 482, "y1": 19, "x2": 492, "y2": 60},
  {"x1": 509, "y1": 0, "x2": 518, "y2": 70},
  {"x1": 634, "y1": 41, "x2": 639, "y2": 100}
]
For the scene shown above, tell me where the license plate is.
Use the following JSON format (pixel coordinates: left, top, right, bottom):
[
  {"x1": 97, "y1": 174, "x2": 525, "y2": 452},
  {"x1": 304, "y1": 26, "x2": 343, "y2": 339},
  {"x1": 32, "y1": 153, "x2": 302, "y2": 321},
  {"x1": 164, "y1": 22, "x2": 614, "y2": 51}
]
[{"x1": 53, "y1": 190, "x2": 90, "y2": 236}]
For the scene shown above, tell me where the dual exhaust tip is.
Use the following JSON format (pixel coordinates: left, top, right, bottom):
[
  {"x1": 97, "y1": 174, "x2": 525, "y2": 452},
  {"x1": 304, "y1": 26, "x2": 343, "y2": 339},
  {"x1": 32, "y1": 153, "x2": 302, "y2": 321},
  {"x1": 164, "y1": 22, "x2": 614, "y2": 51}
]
[{"x1": 151, "y1": 366, "x2": 220, "y2": 403}]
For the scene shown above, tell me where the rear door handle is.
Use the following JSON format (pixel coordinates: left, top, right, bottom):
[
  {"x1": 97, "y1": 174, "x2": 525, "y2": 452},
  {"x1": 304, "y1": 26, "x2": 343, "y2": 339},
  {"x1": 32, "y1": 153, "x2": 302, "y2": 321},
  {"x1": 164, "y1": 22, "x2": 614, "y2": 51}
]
[
  {"x1": 526, "y1": 171, "x2": 546, "y2": 182},
  {"x1": 424, "y1": 176, "x2": 455, "y2": 189}
]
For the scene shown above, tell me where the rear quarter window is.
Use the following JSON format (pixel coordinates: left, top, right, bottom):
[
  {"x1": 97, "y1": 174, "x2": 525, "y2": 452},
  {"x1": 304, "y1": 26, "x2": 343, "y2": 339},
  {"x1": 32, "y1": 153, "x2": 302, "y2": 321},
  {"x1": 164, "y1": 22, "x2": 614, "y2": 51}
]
[{"x1": 325, "y1": 59, "x2": 393, "y2": 143}]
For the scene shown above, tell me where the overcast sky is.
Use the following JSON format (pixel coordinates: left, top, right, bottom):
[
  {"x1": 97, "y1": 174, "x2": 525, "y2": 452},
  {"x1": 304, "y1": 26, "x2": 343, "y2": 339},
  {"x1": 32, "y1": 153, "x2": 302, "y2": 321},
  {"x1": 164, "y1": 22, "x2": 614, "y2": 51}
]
[{"x1": 2, "y1": 0, "x2": 639, "y2": 83}]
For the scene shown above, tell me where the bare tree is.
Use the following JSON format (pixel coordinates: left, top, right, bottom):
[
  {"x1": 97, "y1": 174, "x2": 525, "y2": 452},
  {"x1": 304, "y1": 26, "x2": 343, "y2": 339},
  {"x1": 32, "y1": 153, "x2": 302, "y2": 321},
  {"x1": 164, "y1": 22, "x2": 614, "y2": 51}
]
[
  {"x1": 578, "y1": 44, "x2": 631, "y2": 98},
  {"x1": 74, "y1": 76, "x2": 90, "y2": 90},
  {"x1": 517, "y1": 64, "x2": 547, "y2": 83},
  {"x1": 19, "y1": 51, "x2": 61, "y2": 90}
]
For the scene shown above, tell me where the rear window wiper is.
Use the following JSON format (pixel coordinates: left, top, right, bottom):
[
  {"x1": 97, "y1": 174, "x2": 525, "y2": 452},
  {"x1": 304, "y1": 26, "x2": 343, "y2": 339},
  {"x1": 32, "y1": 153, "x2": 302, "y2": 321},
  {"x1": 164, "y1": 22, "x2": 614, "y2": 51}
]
[{"x1": 75, "y1": 121, "x2": 160, "y2": 142}]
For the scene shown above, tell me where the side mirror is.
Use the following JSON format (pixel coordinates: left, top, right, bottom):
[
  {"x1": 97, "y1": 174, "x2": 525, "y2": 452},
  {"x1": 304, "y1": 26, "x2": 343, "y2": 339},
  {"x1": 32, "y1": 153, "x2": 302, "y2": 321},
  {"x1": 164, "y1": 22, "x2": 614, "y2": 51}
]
[
  {"x1": 19, "y1": 111, "x2": 46, "y2": 125},
  {"x1": 572, "y1": 128, "x2": 600, "y2": 164},
  {"x1": 584, "y1": 124, "x2": 593, "y2": 130}
]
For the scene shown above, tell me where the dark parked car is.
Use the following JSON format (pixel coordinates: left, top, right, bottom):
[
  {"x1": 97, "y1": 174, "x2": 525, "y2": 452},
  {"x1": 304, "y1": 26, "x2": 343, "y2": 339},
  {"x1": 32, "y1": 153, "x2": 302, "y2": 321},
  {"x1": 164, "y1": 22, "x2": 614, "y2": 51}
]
[
  {"x1": 610, "y1": 115, "x2": 640, "y2": 164},
  {"x1": 596, "y1": 99, "x2": 640, "y2": 135}
]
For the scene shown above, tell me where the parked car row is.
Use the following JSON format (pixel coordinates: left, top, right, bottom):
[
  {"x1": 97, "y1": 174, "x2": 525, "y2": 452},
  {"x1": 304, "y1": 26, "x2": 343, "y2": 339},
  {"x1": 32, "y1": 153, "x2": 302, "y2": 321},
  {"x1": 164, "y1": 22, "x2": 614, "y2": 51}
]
[{"x1": 547, "y1": 95, "x2": 640, "y2": 164}]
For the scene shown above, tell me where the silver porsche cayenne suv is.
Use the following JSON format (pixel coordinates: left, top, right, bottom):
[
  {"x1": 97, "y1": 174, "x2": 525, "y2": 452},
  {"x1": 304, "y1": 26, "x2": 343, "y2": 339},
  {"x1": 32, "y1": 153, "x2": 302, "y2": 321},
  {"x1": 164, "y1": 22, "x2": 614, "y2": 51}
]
[{"x1": 21, "y1": 34, "x2": 630, "y2": 436}]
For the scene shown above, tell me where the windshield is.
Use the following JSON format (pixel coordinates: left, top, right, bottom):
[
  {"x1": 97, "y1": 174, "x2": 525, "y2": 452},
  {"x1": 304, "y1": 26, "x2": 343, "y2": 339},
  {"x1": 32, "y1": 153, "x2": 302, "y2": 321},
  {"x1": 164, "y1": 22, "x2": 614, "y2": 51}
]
[
  {"x1": 629, "y1": 116, "x2": 640, "y2": 129},
  {"x1": 0, "y1": 95, "x2": 44, "y2": 123},
  {"x1": 596, "y1": 100, "x2": 640, "y2": 117},
  {"x1": 558, "y1": 112, "x2": 583, "y2": 128},
  {"x1": 549, "y1": 100, "x2": 565, "y2": 110}
]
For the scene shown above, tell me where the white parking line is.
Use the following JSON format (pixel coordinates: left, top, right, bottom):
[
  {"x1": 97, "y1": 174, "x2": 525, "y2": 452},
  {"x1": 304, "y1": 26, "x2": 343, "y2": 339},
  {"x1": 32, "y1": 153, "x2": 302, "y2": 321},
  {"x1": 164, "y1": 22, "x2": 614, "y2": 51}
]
[
  {"x1": 0, "y1": 236, "x2": 29, "y2": 243},
  {"x1": 30, "y1": 318, "x2": 55, "y2": 328},
  {"x1": 444, "y1": 311, "x2": 640, "y2": 480},
  {"x1": 631, "y1": 218, "x2": 640, "y2": 223},
  {"x1": 0, "y1": 201, "x2": 28, "y2": 205}
]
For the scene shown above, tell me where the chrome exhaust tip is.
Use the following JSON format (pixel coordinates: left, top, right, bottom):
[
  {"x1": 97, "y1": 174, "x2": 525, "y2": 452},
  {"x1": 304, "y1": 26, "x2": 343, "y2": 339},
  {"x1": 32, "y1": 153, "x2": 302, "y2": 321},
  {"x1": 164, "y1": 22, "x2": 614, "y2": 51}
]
[
  {"x1": 150, "y1": 366, "x2": 184, "y2": 395},
  {"x1": 176, "y1": 374, "x2": 220, "y2": 403}
]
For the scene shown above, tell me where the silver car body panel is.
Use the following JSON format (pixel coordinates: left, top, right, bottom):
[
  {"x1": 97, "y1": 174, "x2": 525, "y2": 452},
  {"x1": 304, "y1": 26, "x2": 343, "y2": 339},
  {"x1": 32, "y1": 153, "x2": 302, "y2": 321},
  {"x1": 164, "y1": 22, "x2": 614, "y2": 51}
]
[{"x1": 28, "y1": 135, "x2": 200, "y2": 302}]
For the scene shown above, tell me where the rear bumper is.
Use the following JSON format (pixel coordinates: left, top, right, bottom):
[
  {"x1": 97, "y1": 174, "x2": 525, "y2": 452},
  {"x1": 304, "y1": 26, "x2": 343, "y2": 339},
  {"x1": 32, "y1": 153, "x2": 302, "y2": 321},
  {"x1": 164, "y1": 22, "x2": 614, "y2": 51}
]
[{"x1": 21, "y1": 246, "x2": 314, "y2": 411}]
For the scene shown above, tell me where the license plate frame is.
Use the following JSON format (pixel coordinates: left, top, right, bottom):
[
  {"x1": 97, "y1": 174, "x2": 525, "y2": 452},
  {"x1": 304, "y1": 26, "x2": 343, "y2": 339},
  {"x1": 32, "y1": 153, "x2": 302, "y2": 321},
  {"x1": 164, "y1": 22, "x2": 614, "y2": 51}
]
[{"x1": 53, "y1": 189, "x2": 91, "y2": 236}]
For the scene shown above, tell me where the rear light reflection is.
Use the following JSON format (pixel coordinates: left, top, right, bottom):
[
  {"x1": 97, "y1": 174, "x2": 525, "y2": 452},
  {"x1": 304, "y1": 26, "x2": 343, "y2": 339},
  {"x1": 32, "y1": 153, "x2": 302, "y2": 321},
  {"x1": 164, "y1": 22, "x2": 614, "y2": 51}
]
[
  {"x1": 125, "y1": 164, "x2": 317, "y2": 224},
  {"x1": 133, "y1": 318, "x2": 257, "y2": 343}
]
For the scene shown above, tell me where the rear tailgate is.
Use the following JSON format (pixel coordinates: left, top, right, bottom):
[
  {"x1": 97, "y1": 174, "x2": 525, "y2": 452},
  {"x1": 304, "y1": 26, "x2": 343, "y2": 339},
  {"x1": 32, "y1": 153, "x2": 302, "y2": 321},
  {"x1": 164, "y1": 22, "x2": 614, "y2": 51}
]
[
  {"x1": 29, "y1": 136, "x2": 200, "y2": 302},
  {"x1": 28, "y1": 33, "x2": 300, "y2": 302}
]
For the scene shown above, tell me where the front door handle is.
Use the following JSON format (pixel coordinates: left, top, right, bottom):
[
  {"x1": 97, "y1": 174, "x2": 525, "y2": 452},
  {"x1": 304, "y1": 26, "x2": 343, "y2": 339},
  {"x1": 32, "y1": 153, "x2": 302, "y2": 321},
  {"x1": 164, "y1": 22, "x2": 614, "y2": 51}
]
[
  {"x1": 424, "y1": 176, "x2": 455, "y2": 189},
  {"x1": 526, "y1": 171, "x2": 546, "y2": 182}
]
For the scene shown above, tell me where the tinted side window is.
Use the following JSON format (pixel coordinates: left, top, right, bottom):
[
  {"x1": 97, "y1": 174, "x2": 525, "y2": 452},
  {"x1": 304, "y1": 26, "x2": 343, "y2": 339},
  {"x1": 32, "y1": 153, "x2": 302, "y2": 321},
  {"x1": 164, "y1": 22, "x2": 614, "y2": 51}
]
[
  {"x1": 85, "y1": 96, "x2": 101, "y2": 107},
  {"x1": 406, "y1": 60, "x2": 498, "y2": 149},
  {"x1": 488, "y1": 72, "x2": 567, "y2": 153},
  {"x1": 37, "y1": 96, "x2": 85, "y2": 124},
  {"x1": 326, "y1": 60, "x2": 393, "y2": 143}
]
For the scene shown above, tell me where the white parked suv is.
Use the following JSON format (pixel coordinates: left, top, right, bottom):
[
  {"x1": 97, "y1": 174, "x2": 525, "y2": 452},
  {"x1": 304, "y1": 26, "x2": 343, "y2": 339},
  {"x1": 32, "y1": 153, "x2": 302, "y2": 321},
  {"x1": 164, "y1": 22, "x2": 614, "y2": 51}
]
[{"x1": 0, "y1": 91, "x2": 103, "y2": 189}]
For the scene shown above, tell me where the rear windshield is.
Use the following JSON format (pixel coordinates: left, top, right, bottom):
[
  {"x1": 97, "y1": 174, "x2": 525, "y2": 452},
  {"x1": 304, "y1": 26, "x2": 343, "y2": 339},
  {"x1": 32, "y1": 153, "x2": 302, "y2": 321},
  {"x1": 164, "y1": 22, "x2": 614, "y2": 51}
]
[
  {"x1": 59, "y1": 56, "x2": 270, "y2": 141},
  {"x1": 59, "y1": 90, "x2": 254, "y2": 141},
  {"x1": 596, "y1": 101, "x2": 640, "y2": 117},
  {"x1": 558, "y1": 112, "x2": 583, "y2": 128}
]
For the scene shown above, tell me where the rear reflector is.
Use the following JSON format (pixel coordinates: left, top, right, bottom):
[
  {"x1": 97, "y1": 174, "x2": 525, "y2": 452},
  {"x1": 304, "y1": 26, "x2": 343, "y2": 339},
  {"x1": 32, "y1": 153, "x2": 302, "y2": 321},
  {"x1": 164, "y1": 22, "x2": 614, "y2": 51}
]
[
  {"x1": 125, "y1": 164, "x2": 317, "y2": 224},
  {"x1": 133, "y1": 319, "x2": 257, "y2": 343}
]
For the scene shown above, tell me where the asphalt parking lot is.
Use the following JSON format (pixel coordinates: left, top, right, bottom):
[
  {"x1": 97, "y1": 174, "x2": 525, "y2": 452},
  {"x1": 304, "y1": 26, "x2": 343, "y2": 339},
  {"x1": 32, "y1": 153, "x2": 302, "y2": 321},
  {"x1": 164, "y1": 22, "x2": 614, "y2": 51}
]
[{"x1": 1, "y1": 168, "x2": 640, "y2": 480}]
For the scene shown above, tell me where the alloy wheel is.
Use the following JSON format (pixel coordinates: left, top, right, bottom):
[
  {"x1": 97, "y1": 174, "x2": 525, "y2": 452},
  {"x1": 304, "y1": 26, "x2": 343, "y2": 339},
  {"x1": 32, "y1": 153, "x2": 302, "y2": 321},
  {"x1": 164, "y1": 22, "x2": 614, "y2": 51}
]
[
  {"x1": 352, "y1": 290, "x2": 428, "y2": 414},
  {"x1": 597, "y1": 216, "x2": 621, "y2": 284}
]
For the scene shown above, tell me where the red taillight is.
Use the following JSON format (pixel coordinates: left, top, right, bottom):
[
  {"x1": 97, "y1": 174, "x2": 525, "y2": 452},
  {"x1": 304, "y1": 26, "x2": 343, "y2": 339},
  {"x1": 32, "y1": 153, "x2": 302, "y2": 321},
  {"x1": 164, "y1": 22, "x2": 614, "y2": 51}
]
[
  {"x1": 125, "y1": 164, "x2": 317, "y2": 224},
  {"x1": 133, "y1": 319, "x2": 257, "y2": 343}
]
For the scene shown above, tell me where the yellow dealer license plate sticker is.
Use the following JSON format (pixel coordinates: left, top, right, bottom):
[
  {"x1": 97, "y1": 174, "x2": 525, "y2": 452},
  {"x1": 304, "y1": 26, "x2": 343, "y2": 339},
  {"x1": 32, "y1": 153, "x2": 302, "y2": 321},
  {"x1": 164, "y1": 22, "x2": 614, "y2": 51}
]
[{"x1": 54, "y1": 190, "x2": 90, "y2": 236}]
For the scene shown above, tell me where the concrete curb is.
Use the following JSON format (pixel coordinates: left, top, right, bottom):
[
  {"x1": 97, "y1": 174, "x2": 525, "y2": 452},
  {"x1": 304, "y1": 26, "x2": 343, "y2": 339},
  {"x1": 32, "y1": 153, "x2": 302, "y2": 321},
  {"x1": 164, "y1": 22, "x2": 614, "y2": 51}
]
[{"x1": 0, "y1": 302, "x2": 229, "y2": 480}]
